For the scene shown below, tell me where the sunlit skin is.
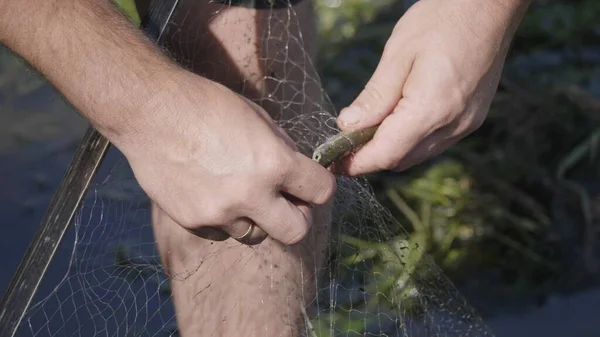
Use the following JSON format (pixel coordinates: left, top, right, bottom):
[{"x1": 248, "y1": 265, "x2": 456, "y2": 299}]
[
  {"x1": 337, "y1": 0, "x2": 531, "y2": 175},
  {"x1": 144, "y1": 1, "x2": 334, "y2": 335},
  {"x1": 0, "y1": 0, "x2": 530, "y2": 335}
]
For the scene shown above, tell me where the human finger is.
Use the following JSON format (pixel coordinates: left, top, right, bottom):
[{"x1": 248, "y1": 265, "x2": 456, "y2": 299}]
[
  {"x1": 252, "y1": 194, "x2": 313, "y2": 245},
  {"x1": 339, "y1": 55, "x2": 465, "y2": 176},
  {"x1": 190, "y1": 219, "x2": 268, "y2": 245},
  {"x1": 226, "y1": 218, "x2": 269, "y2": 245},
  {"x1": 338, "y1": 102, "x2": 438, "y2": 176},
  {"x1": 392, "y1": 126, "x2": 460, "y2": 172},
  {"x1": 336, "y1": 42, "x2": 414, "y2": 131},
  {"x1": 280, "y1": 152, "x2": 337, "y2": 206}
]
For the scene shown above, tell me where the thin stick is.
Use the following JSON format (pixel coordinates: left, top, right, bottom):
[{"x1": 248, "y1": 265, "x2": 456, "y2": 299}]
[
  {"x1": 0, "y1": 2, "x2": 181, "y2": 336},
  {"x1": 0, "y1": 129, "x2": 108, "y2": 336}
]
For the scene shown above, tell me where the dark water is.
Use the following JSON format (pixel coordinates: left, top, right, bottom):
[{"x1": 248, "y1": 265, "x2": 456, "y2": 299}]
[
  {"x1": 0, "y1": 51, "x2": 175, "y2": 335},
  {"x1": 0, "y1": 88, "x2": 84, "y2": 296}
]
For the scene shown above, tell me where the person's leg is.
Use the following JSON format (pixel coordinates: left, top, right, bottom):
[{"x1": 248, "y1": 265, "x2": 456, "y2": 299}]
[{"x1": 140, "y1": 1, "x2": 333, "y2": 336}]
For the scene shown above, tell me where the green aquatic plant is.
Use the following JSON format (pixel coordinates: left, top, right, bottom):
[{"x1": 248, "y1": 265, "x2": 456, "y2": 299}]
[{"x1": 113, "y1": 0, "x2": 142, "y2": 25}]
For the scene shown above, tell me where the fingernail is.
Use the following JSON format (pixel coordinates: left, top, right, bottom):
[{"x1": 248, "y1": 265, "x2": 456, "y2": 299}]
[{"x1": 338, "y1": 106, "x2": 362, "y2": 126}]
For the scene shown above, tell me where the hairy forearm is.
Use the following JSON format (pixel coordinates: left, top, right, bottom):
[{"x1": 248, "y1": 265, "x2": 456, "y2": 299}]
[{"x1": 0, "y1": 0, "x2": 179, "y2": 145}]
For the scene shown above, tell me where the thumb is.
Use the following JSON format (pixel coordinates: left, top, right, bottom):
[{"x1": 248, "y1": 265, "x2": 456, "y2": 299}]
[{"x1": 337, "y1": 51, "x2": 414, "y2": 131}]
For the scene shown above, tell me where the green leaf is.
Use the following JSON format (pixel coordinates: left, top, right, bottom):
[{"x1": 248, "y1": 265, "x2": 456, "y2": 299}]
[{"x1": 112, "y1": 0, "x2": 141, "y2": 26}]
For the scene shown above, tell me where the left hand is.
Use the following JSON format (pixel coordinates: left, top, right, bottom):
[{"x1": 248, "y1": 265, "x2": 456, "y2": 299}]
[{"x1": 336, "y1": 0, "x2": 530, "y2": 175}]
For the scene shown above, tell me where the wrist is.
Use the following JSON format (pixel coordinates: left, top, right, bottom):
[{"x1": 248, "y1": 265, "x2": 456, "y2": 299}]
[
  {"x1": 453, "y1": 0, "x2": 530, "y2": 52},
  {"x1": 98, "y1": 64, "x2": 185, "y2": 151},
  {"x1": 109, "y1": 68, "x2": 213, "y2": 162}
]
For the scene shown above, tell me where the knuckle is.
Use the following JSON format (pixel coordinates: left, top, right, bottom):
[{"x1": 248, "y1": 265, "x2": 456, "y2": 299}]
[
  {"x1": 176, "y1": 213, "x2": 197, "y2": 230},
  {"x1": 378, "y1": 155, "x2": 400, "y2": 171},
  {"x1": 196, "y1": 200, "x2": 230, "y2": 227},
  {"x1": 260, "y1": 152, "x2": 292, "y2": 182},
  {"x1": 447, "y1": 91, "x2": 468, "y2": 118},
  {"x1": 425, "y1": 106, "x2": 454, "y2": 133},
  {"x1": 429, "y1": 94, "x2": 463, "y2": 129},
  {"x1": 456, "y1": 111, "x2": 486, "y2": 136},
  {"x1": 360, "y1": 82, "x2": 386, "y2": 109},
  {"x1": 234, "y1": 183, "x2": 260, "y2": 210},
  {"x1": 467, "y1": 113, "x2": 486, "y2": 132},
  {"x1": 282, "y1": 222, "x2": 310, "y2": 245},
  {"x1": 434, "y1": 111, "x2": 455, "y2": 131},
  {"x1": 370, "y1": 148, "x2": 400, "y2": 171},
  {"x1": 420, "y1": 65, "x2": 468, "y2": 130},
  {"x1": 313, "y1": 174, "x2": 337, "y2": 205},
  {"x1": 374, "y1": 142, "x2": 403, "y2": 171}
]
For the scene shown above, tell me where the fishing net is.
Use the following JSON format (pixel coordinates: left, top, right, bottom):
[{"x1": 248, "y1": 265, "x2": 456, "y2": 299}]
[{"x1": 15, "y1": 0, "x2": 495, "y2": 336}]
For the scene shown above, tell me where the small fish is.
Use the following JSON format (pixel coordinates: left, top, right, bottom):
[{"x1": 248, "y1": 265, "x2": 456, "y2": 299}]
[{"x1": 312, "y1": 125, "x2": 379, "y2": 168}]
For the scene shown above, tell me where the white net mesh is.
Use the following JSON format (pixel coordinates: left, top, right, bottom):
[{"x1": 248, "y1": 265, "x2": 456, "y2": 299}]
[{"x1": 15, "y1": 1, "x2": 495, "y2": 336}]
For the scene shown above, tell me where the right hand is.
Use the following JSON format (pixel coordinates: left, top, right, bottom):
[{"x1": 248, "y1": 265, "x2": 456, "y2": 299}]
[{"x1": 115, "y1": 69, "x2": 336, "y2": 245}]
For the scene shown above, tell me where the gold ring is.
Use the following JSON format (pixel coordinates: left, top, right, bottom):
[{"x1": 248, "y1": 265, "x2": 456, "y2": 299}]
[{"x1": 231, "y1": 223, "x2": 254, "y2": 241}]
